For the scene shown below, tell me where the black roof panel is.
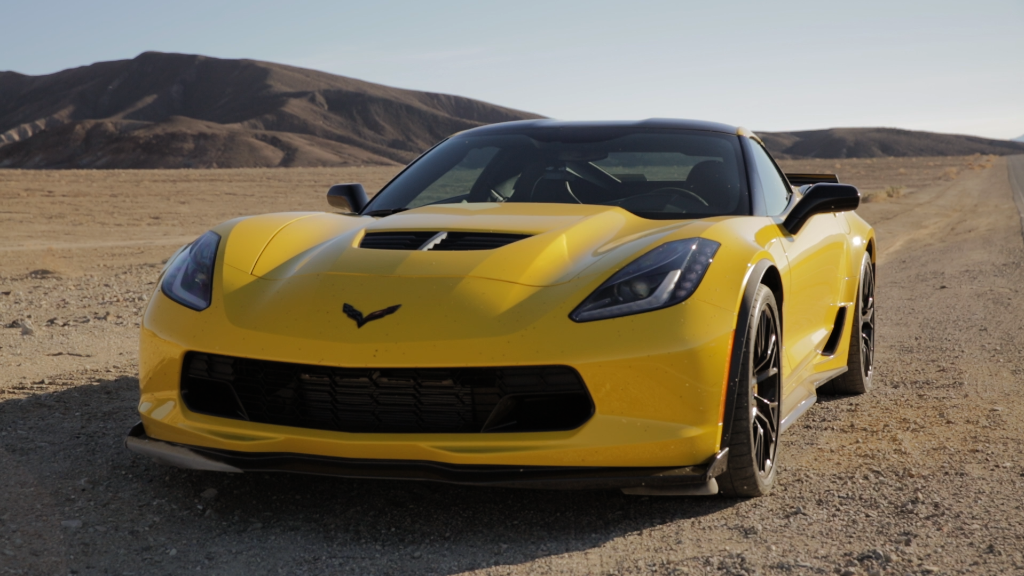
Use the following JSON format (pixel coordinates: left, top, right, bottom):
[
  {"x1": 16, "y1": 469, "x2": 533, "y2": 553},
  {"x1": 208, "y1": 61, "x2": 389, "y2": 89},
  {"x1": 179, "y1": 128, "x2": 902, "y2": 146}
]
[{"x1": 458, "y1": 118, "x2": 742, "y2": 138}]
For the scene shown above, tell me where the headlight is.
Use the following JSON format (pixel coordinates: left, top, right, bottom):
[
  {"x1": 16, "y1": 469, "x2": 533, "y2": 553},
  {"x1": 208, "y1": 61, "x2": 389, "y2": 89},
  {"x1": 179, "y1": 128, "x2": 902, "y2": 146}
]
[
  {"x1": 161, "y1": 231, "x2": 220, "y2": 311},
  {"x1": 569, "y1": 238, "x2": 720, "y2": 322}
]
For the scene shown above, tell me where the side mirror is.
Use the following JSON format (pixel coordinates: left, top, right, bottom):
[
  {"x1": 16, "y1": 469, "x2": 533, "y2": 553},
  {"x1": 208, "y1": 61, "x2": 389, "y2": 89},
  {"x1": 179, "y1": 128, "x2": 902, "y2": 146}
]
[
  {"x1": 327, "y1": 183, "x2": 368, "y2": 213},
  {"x1": 782, "y1": 183, "x2": 860, "y2": 234}
]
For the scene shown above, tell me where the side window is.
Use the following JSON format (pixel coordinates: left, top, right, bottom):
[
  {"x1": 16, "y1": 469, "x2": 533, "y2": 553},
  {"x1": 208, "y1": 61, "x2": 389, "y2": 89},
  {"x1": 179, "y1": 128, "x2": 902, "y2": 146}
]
[{"x1": 750, "y1": 143, "x2": 790, "y2": 215}]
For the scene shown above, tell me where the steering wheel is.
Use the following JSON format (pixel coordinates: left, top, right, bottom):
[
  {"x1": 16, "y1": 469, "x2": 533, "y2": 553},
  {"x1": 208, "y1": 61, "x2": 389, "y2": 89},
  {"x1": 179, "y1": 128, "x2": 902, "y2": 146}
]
[{"x1": 617, "y1": 187, "x2": 709, "y2": 212}]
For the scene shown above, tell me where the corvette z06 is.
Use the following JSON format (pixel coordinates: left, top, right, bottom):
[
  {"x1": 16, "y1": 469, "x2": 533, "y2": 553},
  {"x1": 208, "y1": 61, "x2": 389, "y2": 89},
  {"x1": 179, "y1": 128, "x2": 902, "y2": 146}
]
[{"x1": 127, "y1": 119, "x2": 875, "y2": 497}]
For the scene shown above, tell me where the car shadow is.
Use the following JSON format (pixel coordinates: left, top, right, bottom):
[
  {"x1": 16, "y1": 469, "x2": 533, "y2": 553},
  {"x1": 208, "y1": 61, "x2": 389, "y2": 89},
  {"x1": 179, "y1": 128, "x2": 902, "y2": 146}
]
[{"x1": 0, "y1": 375, "x2": 745, "y2": 575}]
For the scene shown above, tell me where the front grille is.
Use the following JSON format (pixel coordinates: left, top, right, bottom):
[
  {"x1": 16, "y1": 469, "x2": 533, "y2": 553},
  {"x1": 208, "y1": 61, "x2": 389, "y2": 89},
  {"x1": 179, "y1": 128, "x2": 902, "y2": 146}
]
[
  {"x1": 181, "y1": 353, "x2": 593, "y2": 434},
  {"x1": 359, "y1": 231, "x2": 530, "y2": 251}
]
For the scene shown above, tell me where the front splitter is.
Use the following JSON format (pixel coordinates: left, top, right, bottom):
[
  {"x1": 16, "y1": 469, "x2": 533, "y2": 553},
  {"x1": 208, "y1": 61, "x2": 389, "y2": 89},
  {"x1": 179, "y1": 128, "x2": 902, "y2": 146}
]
[{"x1": 125, "y1": 422, "x2": 727, "y2": 491}]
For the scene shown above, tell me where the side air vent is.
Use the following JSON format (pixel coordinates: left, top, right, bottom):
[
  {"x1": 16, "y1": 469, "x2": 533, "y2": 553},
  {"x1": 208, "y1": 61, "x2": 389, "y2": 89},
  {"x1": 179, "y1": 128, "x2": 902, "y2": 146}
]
[
  {"x1": 431, "y1": 232, "x2": 531, "y2": 251},
  {"x1": 360, "y1": 231, "x2": 438, "y2": 250},
  {"x1": 820, "y1": 306, "x2": 848, "y2": 357},
  {"x1": 359, "y1": 231, "x2": 531, "y2": 251}
]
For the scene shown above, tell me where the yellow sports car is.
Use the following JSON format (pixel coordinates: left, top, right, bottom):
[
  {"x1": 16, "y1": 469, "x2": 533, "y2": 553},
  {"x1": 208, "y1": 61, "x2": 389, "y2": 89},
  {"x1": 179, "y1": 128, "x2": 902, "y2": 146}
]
[{"x1": 126, "y1": 119, "x2": 875, "y2": 497}]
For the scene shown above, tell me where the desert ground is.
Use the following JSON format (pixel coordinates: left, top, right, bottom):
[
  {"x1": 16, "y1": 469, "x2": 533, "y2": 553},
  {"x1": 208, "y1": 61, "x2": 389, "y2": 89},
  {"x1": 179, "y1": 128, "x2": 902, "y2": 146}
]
[{"x1": 1, "y1": 155, "x2": 1023, "y2": 575}]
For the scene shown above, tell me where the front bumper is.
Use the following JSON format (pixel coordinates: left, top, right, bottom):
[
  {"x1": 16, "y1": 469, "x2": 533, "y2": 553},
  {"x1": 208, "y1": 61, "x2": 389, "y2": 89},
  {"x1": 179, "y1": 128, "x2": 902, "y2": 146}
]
[
  {"x1": 139, "y1": 269, "x2": 737, "y2": 469},
  {"x1": 125, "y1": 422, "x2": 728, "y2": 490}
]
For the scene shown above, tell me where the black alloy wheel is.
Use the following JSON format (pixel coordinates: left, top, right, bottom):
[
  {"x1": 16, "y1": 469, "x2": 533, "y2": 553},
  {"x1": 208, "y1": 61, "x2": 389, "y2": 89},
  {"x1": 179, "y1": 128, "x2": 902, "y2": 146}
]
[
  {"x1": 719, "y1": 285, "x2": 781, "y2": 497},
  {"x1": 822, "y1": 252, "x2": 875, "y2": 395},
  {"x1": 857, "y1": 259, "x2": 876, "y2": 377}
]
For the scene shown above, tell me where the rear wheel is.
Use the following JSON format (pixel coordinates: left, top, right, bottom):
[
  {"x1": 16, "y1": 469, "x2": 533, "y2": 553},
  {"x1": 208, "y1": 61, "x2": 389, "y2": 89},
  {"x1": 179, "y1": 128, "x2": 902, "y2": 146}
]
[
  {"x1": 718, "y1": 285, "x2": 781, "y2": 497},
  {"x1": 821, "y1": 253, "x2": 875, "y2": 395}
]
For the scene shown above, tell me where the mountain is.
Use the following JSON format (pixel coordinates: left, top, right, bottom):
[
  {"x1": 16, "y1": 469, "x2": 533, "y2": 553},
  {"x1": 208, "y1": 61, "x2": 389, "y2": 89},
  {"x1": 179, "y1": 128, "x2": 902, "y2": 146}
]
[
  {"x1": 0, "y1": 52, "x2": 541, "y2": 169},
  {"x1": 1013, "y1": 134, "x2": 1024, "y2": 143},
  {"x1": 758, "y1": 127, "x2": 1024, "y2": 159},
  {"x1": 2, "y1": 53, "x2": 1021, "y2": 168}
]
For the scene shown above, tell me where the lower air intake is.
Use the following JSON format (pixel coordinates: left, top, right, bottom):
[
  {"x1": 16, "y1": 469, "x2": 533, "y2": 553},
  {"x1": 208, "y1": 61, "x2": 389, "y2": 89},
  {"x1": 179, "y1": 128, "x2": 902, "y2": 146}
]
[{"x1": 180, "y1": 353, "x2": 593, "y2": 434}]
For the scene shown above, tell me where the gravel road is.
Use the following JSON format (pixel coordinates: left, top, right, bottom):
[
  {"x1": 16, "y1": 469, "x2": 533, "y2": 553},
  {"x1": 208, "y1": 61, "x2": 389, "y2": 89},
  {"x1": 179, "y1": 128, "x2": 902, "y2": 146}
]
[{"x1": 2, "y1": 157, "x2": 1023, "y2": 575}]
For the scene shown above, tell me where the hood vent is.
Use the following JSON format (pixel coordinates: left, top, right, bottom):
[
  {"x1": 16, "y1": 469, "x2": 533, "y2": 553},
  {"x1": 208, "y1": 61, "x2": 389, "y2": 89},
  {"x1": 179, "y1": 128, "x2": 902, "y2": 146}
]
[
  {"x1": 432, "y1": 232, "x2": 531, "y2": 251},
  {"x1": 359, "y1": 231, "x2": 438, "y2": 250},
  {"x1": 360, "y1": 231, "x2": 531, "y2": 251}
]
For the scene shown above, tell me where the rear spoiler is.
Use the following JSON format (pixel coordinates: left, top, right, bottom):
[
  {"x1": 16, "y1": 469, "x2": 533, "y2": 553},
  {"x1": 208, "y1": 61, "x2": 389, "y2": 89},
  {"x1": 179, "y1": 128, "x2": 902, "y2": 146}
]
[{"x1": 785, "y1": 173, "x2": 840, "y2": 186}]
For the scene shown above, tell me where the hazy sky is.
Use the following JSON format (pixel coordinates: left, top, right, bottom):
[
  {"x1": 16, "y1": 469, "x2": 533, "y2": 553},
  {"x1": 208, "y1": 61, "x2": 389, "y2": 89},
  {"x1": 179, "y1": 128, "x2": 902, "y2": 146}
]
[{"x1": 3, "y1": 0, "x2": 1022, "y2": 139}]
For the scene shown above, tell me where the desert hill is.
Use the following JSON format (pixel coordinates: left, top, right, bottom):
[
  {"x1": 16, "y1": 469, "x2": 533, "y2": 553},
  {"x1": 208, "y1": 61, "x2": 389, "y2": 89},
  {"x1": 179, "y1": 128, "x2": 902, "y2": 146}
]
[
  {"x1": 0, "y1": 52, "x2": 541, "y2": 169},
  {"x1": 2, "y1": 52, "x2": 1022, "y2": 168},
  {"x1": 759, "y1": 127, "x2": 1024, "y2": 159}
]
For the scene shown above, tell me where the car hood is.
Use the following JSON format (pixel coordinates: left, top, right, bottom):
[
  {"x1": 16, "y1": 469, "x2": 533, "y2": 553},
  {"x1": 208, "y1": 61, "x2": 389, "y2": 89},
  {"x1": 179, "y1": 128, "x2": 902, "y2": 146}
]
[{"x1": 221, "y1": 203, "x2": 712, "y2": 288}]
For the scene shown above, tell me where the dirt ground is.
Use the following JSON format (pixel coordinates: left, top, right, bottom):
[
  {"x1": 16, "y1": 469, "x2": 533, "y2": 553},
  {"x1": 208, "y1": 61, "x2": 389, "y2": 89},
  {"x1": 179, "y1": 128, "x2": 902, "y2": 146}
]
[{"x1": 1, "y1": 155, "x2": 1023, "y2": 575}]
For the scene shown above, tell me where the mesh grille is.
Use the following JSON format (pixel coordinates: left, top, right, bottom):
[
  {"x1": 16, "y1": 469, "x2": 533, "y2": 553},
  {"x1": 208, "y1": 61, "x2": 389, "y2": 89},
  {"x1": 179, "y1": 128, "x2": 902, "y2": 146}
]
[{"x1": 181, "y1": 353, "x2": 592, "y2": 434}]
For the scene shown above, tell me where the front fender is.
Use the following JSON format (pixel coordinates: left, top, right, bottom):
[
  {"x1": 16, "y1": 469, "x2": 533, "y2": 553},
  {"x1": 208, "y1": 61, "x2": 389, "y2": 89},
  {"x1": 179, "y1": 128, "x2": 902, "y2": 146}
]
[{"x1": 214, "y1": 212, "x2": 322, "y2": 274}]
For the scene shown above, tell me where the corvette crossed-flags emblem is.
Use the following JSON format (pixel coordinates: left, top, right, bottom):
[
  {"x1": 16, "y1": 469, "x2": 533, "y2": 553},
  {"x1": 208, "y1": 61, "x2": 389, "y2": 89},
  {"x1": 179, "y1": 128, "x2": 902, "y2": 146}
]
[{"x1": 342, "y1": 303, "x2": 401, "y2": 328}]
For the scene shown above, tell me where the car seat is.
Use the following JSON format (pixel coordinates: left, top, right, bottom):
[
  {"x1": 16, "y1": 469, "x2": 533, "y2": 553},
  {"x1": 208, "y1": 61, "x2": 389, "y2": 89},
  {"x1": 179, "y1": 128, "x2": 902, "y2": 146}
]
[{"x1": 685, "y1": 160, "x2": 740, "y2": 212}]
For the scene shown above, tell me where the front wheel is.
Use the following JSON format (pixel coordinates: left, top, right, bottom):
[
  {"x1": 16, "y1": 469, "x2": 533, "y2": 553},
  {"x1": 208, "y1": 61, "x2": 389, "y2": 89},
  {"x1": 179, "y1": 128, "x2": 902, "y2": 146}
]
[{"x1": 718, "y1": 285, "x2": 781, "y2": 497}]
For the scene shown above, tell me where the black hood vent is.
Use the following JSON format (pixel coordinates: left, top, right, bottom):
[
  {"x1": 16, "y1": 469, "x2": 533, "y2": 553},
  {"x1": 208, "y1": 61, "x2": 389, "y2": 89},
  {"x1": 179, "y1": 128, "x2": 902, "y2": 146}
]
[
  {"x1": 431, "y1": 232, "x2": 531, "y2": 251},
  {"x1": 360, "y1": 231, "x2": 438, "y2": 250},
  {"x1": 360, "y1": 231, "x2": 531, "y2": 251}
]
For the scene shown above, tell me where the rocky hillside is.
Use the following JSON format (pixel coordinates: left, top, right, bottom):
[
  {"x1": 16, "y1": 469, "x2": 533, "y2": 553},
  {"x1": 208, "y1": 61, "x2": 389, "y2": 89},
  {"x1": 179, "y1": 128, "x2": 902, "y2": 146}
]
[
  {"x1": 0, "y1": 52, "x2": 541, "y2": 168},
  {"x1": 759, "y1": 127, "x2": 1024, "y2": 159}
]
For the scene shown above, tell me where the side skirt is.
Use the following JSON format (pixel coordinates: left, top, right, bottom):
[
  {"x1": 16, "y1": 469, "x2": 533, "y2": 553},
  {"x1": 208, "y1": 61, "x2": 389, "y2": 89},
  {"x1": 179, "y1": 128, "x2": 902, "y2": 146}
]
[
  {"x1": 779, "y1": 394, "x2": 816, "y2": 435},
  {"x1": 777, "y1": 367, "x2": 849, "y2": 434},
  {"x1": 812, "y1": 366, "x2": 849, "y2": 388}
]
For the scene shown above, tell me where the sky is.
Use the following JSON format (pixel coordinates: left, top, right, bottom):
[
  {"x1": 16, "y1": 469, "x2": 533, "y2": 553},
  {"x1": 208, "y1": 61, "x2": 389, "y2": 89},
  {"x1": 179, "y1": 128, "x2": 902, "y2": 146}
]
[{"x1": 3, "y1": 0, "x2": 1022, "y2": 139}]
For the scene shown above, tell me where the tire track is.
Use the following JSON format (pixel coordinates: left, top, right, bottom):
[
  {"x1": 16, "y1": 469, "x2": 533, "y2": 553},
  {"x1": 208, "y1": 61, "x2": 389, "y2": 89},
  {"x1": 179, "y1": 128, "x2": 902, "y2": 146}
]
[{"x1": 1007, "y1": 155, "x2": 1024, "y2": 238}]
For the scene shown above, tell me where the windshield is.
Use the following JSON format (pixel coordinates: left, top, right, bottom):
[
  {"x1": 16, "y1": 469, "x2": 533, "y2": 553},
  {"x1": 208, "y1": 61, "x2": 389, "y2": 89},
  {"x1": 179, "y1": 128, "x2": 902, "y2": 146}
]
[{"x1": 367, "y1": 129, "x2": 749, "y2": 219}]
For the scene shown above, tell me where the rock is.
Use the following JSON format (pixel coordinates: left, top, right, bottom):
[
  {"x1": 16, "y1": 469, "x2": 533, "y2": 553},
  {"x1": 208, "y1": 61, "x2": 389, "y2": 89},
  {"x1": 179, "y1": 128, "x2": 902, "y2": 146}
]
[
  {"x1": 200, "y1": 488, "x2": 218, "y2": 500},
  {"x1": 20, "y1": 319, "x2": 34, "y2": 336},
  {"x1": 60, "y1": 520, "x2": 82, "y2": 529}
]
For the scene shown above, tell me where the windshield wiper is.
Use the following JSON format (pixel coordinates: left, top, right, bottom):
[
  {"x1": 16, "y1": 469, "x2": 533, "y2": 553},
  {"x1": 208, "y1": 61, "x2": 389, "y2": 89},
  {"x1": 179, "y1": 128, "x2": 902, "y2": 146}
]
[{"x1": 365, "y1": 208, "x2": 410, "y2": 217}]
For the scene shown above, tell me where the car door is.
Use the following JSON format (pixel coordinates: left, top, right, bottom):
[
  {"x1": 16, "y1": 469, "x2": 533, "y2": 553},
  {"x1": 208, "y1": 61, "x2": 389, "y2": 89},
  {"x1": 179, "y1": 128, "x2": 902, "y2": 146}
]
[{"x1": 747, "y1": 142, "x2": 848, "y2": 385}]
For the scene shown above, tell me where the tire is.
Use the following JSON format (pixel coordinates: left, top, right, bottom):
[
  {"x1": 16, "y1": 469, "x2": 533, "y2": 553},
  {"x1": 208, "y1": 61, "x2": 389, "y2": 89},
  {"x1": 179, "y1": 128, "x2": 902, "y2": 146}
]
[
  {"x1": 718, "y1": 285, "x2": 781, "y2": 498},
  {"x1": 821, "y1": 252, "x2": 875, "y2": 395}
]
